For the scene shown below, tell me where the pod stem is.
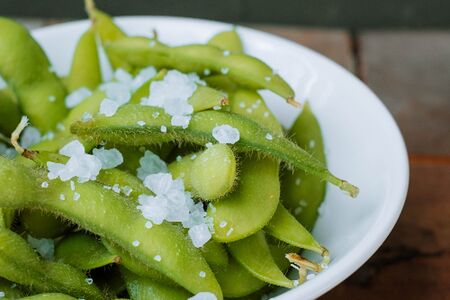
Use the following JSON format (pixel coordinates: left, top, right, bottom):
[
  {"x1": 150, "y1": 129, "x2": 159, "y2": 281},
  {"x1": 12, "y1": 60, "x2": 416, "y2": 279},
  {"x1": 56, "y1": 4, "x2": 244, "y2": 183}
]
[
  {"x1": 10, "y1": 116, "x2": 37, "y2": 159},
  {"x1": 286, "y1": 253, "x2": 321, "y2": 273},
  {"x1": 327, "y1": 174, "x2": 359, "y2": 198},
  {"x1": 85, "y1": 0, "x2": 96, "y2": 21},
  {"x1": 287, "y1": 97, "x2": 301, "y2": 108}
]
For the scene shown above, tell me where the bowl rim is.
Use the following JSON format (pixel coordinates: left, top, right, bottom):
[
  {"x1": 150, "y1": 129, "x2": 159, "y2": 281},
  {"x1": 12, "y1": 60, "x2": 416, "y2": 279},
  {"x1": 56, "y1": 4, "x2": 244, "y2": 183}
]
[{"x1": 31, "y1": 16, "x2": 410, "y2": 300}]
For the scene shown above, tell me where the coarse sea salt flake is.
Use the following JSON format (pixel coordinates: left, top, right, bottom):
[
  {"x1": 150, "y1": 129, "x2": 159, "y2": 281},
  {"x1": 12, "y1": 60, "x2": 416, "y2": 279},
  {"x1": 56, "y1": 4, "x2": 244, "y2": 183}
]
[
  {"x1": 188, "y1": 292, "x2": 217, "y2": 300},
  {"x1": 0, "y1": 291, "x2": 4, "y2": 298},
  {"x1": 137, "y1": 120, "x2": 146, "y2": 126},
  {"x1": 73, "y1": 192, "x2": 81, "y2": 201},
  {"x1": 20, "y1": 127, "x2": 41, "y2": 148},
  {"x1": 70, "y1": 181, "x2": 75, "y2": 191},
  {"x1": 188, "y1": 223, "x2": 212, "y2": 248},
  {"x1": 81, "y1": 112, "x2": 92, "y2": 122},
  {"x1": 265, "y1": 133, "x2": 273, "y2": 140},
  {"x1": 199, "y1": 271, "x2": 206, "y2": 278},
  {"x1": 93, "y1": 147, "x2": 124, "y2": 169},
  {"x1": 219, "y1": 220, "x2": 227, "y2": 228},
  {"x1": 160, "y1": 125, "x2": 167, "y2": 133},
  {"x1": 132, "y1": 240, "x2": 140, "y2": 247},
  {"x1": 85, "y1": 278, "x2": 94, "y2": 285},
  {"x1": 154, "y1": 255, "x2": 161, "y2": 262},
  {"x1": 137, "y1": 151, "x2": 168, "y2": 180},
  {"x1": 41, "y1": 181, "x2": 49, "y2": 188},
  {"x1": 99, "y1": 98, "x2": 120, "y2": 117},
  {"x1": 65, "y1": 87, "x2": 92, "y2": 108},
  {"x1": 212, "y1": 125, "x2": 240, "y2": 144},
  {"x1": 306, "y1": 273, "x2": 316, "y2": 280}
]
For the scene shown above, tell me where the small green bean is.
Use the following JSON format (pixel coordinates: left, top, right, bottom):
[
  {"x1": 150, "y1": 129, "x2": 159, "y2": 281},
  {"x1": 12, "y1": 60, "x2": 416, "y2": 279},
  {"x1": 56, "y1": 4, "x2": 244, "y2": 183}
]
[
  {"x1": 208, "y1": 29, "x2": 244, "y2": 53},
  {"x1": 0, "y1": 229, "x2": 104, "y2": 299},
  {"x1": 169, "y1": 144, "x2": 237, "y2": 201},
  {"x1": 54, "y1": 233, "x2": 120, "y2": 270},
  {"x1": 65, "y1": 29, "x2": 101, "y2": 92},
  {"x1": 121, "y1": 268, "x2": 190, "y2": 300},
  {"x1": 71, "y1": 105, "x2": 358, "y2": 197},
  {"x1": 281, "y1": 102, "x2": 327, "y2": 230},
  {"x1": 0, "y1": 87, "x2": 21, "y2": 136},
  {"x1": 0, "y1": 18, "x2": 68, "y2": 132},
  {"x1": 227, "y1": 231, "x2": 293, "y2": 288},
  {"x1": 0, "y1": 157, "x2": 223, "y2": 299}
]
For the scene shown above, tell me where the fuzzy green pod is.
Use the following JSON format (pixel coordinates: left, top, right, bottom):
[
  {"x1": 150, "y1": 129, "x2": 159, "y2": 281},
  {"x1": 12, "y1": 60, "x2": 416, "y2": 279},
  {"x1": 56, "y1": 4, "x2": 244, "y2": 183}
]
[
  {"x1": 281, "y1": 102, "x2": 327, "y2": 230},
  {"x1": 20, "y1": 210, "x2": 68, "y2": 239},
  {"x1": 71, "y1": 105, "x2": 358, "y2": 197},
  {"x1": 227, "y1": 231, "x2": 293, "y2": 288},
  {"x1": 0, "y1": 277, "x2": 25, "y2": 299},
  {"x1": 65, "y1": 28, "x2": 102, "y2": 92},
  {"x1": 0, "y1": 229, "x2": 104, "y2": 299},
  {"x1": 54, "y1": 233, "x2": 120, "y2": 270},
  {"x1": 169, "y1": 144, "x2": 236, "y2": 201},
  {"x1": 0, "y1": 157, "x2": 223, "y2": 299},
  {"x1": 0, "y1": 86, "x2": 21, "y2": 135},
  {"x1": 208, "y1": 29, "x2": 244, "y2": 53},
  {"x1": 20, "y1": 294, "x2": 77, "y2": 300},
  {"x1": 0, "y1": 18, "x2": 68, "y2": 132}
]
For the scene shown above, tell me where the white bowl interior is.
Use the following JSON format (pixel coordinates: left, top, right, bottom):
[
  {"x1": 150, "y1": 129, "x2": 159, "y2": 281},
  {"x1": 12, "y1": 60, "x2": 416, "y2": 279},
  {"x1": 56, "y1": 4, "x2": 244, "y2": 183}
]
[{"x1": 31, "y1": 17, "x2": 409, "y2": 299}]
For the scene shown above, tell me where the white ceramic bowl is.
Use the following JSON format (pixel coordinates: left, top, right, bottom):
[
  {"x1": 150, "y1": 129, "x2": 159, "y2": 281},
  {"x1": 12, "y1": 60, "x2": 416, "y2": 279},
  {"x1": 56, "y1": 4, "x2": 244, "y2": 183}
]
[{"x1": 32, "y1": 17, "x2": 409, "y2": 299}]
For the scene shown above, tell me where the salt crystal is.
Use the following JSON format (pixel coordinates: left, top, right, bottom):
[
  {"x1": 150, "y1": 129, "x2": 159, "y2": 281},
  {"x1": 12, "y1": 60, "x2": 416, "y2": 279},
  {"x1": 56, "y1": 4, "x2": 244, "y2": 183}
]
[
  {"x1": 123, "y1": 186, "x2": 133, "y2": 196},
  {"x1": 239, "y1": 102, "x2": 245, "y2": 108},
  {"x1": 189, "y1": 224, "x2": 212, "y2": 248},
  {"x1": 137, "y1": 151, "x2": 168, "y2": 180},
  {"x1": 223, "y1": 50, "x2": 230, "y2": 56},
  {"x1": 213, "y1": 105, "x2": 221, "y2": 110},
  {"x1": 65, "y1": 87, "x2": 92, "y2": 108},
  {"x1": 191, "y1": 154, "x2": 197, "y2": 160},
  {"x1": 93, "y1": 147, "x2": 124, "y2": 169},
  {"x1": 60, "y1": 140, "x2": 84, "y2": 157},
  {"x1": 176, "y1": 155, "x2": 182, "y2": 162},
  {"x1": 220, "y1": 67, "x2": 229, "y2": 74},
  {"x1": 152, "y1": 111, "x2": 160, "y2": 118},
  {"x1": 149, "y1": 40, "x2": 156, "y2": 47},
  {"x1": 137, "y1": 194, "x2": 168, "y2": 225},
  {"x1": 205, "y1": 142, "x2": 213, "y2": 148},
  {"x1": 27, "y1": 235, "x2": 54, "y2": 261},
  {"x1": 293, "y1": 280, "x2": 300, "y2": 286},
  {"x1": 103, "y1": 185, "x2": 112, "y2": 190},
  {"x1": 59, "y1": 194, "x2": 65, "y2": 201},
  {"x1": 20, "y1": 126, "x2": 41, "y2": 148},
  {"x1": 70, "y1": 181, "x2": 75, "y2": 191},
  {"x1": 41, "y1": 181, "x2": 49, "y2": 188},
  {"x1": 48, "y1": 95, "x2": 56, "y2": 102},
  {"x1": 132, "y1": 240, "x2": 140, "y2": 247},
  {"x1": 85, "y1": 278, "x2": 94, "y2": 285},
  {"x1": 145, "y1": 221, "x2": 153, "y2": 229},
  {"x1": 101, "y1": 82, "x2": 131, "y2": 105},
  {"x1": 219, "y1": 220, "x2": 227, "y2": 228},
  {"x1": 41, "y1": 131, "x2": 55, "y2": 141},
  {"x1": 171, "y1": 115, "x2": 191, "y2": 128},
  {"x1": 137, "y1": 120, "x2": 146, "y2": 126},
  {"x1": 131, "y1": 66, "x2": 157, "y2": 91},
  {"x1": 114, "y1": 68, "x2": 133, "y2": 84},
  {"x1": 199, "y1": 271, "x2": 206, "y2": 278},
  {"x1": 188, "y1": 292, "x2": 217, "y2": 300},
  {"x1": 265, "y1": 133, "x2": 273, "y2": 140},
  {"x1": 154, "y1": 255, "x2": 162, "y2": 262},
  {"x1": 73, "y1": 192, "x2": 81, "y2": 201},
  {"x1": 112, "y1": 184, "x2": 121, "y2": 193},
  {"x1": 309, "y1": 140, "x2": 316, "y2": 148},
  {"x1": 0, "y1": 291, "x2": 4, "y2": 298},
  {"x1": 99, "y1": 98, "x2": 120, "y2": 117},
  {"x1": 264, "y1": 76, "x2": 272, "y2": 81},
  {"x1": 0, "y1": 74, "x2": 6, "y2": 89},
  {"x1": 0, "y1": 144, "x2": 17, "y2": 159},
  {"x1": 160, "y1": 125, "x2": 167, "y2": 133},
  {"x1": 306, "y1": 273, "x2": 316, "y2": 280},
  {"x1": 81, "y1": 112, "x2": 92, "y2": 122},
  {"x1": 226, "y1": 227, "x2": 234, "y2": 236},
  {"x1": 212, "y1": 125, "x2": 240, "y2": 144},
  {"x1": 56, "y1": 123, "x2": 65, "y2": 132},
  {"x1": 203, "y1": 69, "x2": 211, "y2": 76}
]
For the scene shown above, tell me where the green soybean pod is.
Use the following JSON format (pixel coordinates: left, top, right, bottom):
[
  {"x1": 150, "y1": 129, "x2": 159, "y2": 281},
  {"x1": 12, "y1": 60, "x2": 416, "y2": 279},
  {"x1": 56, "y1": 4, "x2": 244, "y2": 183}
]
[
  {"x1": 105, "y1": 37, "x2": 298, "y2": 106},
  {"x1": 66, "y1": 28, "x2": 102, "y2": 92},
  {"x1": 281, "y1": 102, "x2": 327, "y2": 230},
  {"x1": 0, "y1": 209, "x2": 15, "y2": 229},
  {"x1": 0, "y1": 229, "x2": 104, "y2": 299},
  {"x1": 19, "y1": 211, "x2": 68, "y2": 239},
  {"x1": 54, "y1": 233, "x2": 120, "y2": 270},
  {"x1": 199, "y1": 239, "x2": 229, "y2": 270},
  {"x1": 0, "y1": 277, "x2": 24, "y2": 299},
  {"x1": 0, "y1": 158, "x2": 223, "y2": 299},
  {"x1": 0, "y1": 18, "x2": 68, "y2": 132},
  {"x1": 168, "y1": 144, "x2": 237, "y2": 201},
  {"x1": 208, "y1": 29, "x2": 243, "y2": 53},
  {"x1": 0, "y1": 87, "x2": 21, "y2": 136},
  {"x1": 121, "y1": 268, "x2": 190, "y2": 300},
  {"x1": 71, "y1": 105, "x2": 358, "y2": 197},
  {"x1": 227, "y1": 231, "x2": 293, "y2": 288},
  {"x1": 20, "y1": 294, "x2": 77, "y2": 300},
  {"x1": 85, "y1": 0, "x2": 129, "y2": 70}
]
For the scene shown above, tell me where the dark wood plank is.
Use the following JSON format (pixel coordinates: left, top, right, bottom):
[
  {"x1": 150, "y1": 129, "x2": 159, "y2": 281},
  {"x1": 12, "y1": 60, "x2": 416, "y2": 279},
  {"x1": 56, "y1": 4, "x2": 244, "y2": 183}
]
[
  {"x1": 321, "y1": 163, "x2": 450, "y2": 299},
  {"x1": 359, "y1": 31, "x2": 450, "y2": 155},
  {"x1": 254, "y1": 25, "x2": 355, "y2": 71}
]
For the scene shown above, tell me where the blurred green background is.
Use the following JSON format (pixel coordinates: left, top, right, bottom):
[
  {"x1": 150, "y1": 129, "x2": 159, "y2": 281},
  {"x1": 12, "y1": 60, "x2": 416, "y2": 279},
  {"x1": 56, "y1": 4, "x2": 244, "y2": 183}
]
[{"x1": 1, "y1": 0, "x2": 449, "y2": 28}]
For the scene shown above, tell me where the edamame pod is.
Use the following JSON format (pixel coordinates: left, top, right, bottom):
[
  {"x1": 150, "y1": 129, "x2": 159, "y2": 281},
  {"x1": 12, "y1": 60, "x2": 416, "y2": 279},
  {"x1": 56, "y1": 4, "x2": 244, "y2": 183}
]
[
  {"x1": 105, "y1": 37, "x2": 298, "y2": 106},
  {"x1": 20, "y1": 210, "x2": 68, "y2": 239},
  {"x1": 281, "y1": 102, "x2": 327, "y2": 230},
  {"x1": 169, "y1": 144, "x2": 237, "y2": 201},
  {"x1": 227, "y1": 231, "x2": 293, "y2": 288},
  {"x1": 208, "y1": 29, "x2": 243, "y2": 53},
  {"x1": 122, "y1": 268, "x2": 190, "y2": 300},
  {"x1": 209, "y1": 157, "x2": 279, "y2": 242},
  {"x1": 20, "y1": 294, "x2": 77, "y2": 300},
  {"x1": 0, "y1": 157, "x2": 223, "y2": 299},
  {"x1": 66, "y1": 29, "x2": 101, "y2": 92},
  {"x1": 0, "y1": 18, "x2": 68, "y2": 132},
  {"x1": 0, "y1": 87, "x2": 21, "y2": 135},
  {"x1": 71, "y1": 105, "x2": 358, "y2": 197},
  {"x1": 85, "y1": 0, "x2": 129, "y2": 70},
  {"x1": 0, "y1": 229, "x2": 104, "y2": 299},
  {"x1": 199, "y1": 239, "x2": 229, "y2": 270},
  {"x1": 54, "y1": 233, "x2": 120, "y2": 270},
  {"x1": 0, "y1": 208, "x2": 14, "y2": 229}
]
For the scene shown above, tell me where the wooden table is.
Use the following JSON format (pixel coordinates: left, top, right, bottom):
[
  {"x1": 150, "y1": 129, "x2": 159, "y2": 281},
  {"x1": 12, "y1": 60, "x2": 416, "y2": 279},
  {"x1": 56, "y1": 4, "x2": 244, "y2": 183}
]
[{"x1": 21, "y1": 19, "x2": 450, "y2": 299}]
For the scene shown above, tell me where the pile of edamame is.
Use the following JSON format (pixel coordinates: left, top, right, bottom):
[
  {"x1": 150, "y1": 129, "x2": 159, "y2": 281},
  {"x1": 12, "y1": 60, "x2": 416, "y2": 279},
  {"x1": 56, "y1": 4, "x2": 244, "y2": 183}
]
[{"x1": 0, "y1": 1, "x2": 359, "y2": 299}]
